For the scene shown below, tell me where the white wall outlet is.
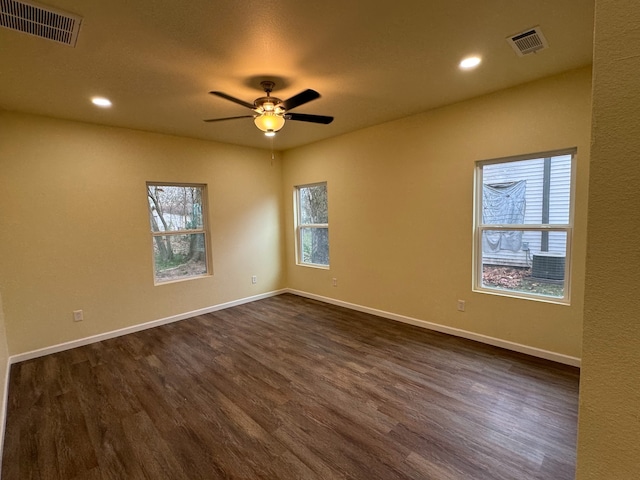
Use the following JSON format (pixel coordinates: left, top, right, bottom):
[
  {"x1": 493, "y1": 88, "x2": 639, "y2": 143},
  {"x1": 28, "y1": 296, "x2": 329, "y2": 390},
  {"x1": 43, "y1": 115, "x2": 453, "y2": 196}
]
[
  {"x1": 457, "y1": 300, "x2": 466, "y2": 312},
  {"x1": 73, "y1": 310, "x2": 84, "y2": 322},
  {"x1": 332, "y1": 278, "x2": 337, "y2": 287},
  {"x1": 251, "y1": 275, "x2": 257, "y2": 284}
]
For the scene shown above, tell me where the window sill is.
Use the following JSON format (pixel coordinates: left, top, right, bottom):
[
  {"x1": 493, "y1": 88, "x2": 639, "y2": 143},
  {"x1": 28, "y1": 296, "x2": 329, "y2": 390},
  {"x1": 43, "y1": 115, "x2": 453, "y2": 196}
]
[
  {"x1": 154, "y1": 273, "x2": 212, "y2": 286},
  {"x1": 473, "y1": 286, "x2": 570, "y2": 306},
  {"x1": 296, "y1": 262, "x2": 330, "y2": 270}
]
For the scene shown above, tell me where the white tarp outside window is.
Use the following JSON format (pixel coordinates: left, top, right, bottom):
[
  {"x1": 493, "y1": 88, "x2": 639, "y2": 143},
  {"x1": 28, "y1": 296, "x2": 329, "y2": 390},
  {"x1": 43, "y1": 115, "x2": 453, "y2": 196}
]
[{"x1": 482, "y1": 180, "x2": 526, "y2": 253}]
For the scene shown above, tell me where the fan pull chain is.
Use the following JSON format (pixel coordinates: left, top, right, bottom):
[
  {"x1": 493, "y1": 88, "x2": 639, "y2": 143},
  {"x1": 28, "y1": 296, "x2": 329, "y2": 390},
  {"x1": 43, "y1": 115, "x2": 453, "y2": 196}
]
[{"x1": 270, "y1": 137, "x2": 275, "y2": 167}]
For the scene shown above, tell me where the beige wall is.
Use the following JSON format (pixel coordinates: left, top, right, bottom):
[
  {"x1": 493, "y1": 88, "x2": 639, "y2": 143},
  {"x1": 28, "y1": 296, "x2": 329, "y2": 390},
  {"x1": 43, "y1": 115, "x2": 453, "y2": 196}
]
[
  {"x1": 577, "y1": 0, "x2": 640, "y2": 477},
  {"x1": 282, "y1": 67, "x2": 592, "y2": 358},
  {"x1": 0, "y1": 112, "x2": 285, "y2": 355}
]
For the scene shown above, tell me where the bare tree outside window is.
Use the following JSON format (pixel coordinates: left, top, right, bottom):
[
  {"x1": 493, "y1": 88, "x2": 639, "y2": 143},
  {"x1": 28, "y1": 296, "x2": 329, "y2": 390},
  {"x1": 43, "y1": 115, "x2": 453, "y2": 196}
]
[
  {"x1": 296, "y1": 183, "x2": 329, "y2": 266},
  {"x1": 147, "y1": 183, "x2": 209, "y2": 283}
]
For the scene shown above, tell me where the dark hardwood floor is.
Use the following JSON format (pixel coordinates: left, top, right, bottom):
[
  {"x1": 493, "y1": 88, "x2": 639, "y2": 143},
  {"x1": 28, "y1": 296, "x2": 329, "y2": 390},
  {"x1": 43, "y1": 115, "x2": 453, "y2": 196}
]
[{"x1": 2, "y1": 293, "x2": 580, "y2": 479}]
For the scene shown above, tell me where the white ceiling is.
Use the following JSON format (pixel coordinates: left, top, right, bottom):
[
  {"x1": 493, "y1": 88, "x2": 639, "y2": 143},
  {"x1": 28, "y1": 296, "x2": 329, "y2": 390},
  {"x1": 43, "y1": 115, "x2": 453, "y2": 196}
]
[{"x1": 0, "y1": 0, "x2": 594, "y2": 150}]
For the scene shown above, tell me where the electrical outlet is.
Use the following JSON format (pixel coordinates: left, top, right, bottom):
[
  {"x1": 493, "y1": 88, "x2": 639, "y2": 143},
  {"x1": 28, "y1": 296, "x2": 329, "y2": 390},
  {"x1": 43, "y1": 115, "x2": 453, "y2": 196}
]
[
  {"x1": 332, "y1": 278, "x2": 337, "y2": 287},
  {"x1": 457, "y1": 300, "x2": 465, "y2": 312},
  {"x1": 251, "y1": 275, "x2": 257, "y2": 284},
  {"x1": 73, "y1": 310, "x2": 84, "y2": 322}
]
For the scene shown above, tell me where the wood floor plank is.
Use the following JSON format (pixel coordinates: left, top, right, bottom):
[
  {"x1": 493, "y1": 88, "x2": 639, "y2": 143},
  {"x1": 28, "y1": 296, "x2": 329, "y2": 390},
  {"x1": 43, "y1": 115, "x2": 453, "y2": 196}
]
[{"x1": 2, "y1": 293, "x2": 580, "y2": 479}]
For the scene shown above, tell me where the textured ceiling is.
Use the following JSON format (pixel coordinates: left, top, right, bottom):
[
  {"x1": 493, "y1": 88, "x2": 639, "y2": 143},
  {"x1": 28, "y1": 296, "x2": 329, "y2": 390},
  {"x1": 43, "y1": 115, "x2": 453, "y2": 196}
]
[{"x1": 0, "y1": 0, "x2": 594, "y2": 150}]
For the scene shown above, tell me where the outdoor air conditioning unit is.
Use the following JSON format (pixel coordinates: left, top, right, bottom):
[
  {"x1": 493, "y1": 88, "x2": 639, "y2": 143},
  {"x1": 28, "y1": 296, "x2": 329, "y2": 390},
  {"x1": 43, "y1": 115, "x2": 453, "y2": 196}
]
[{"x1": 532, "y1": 253, "x2": 565, "y2": 281}]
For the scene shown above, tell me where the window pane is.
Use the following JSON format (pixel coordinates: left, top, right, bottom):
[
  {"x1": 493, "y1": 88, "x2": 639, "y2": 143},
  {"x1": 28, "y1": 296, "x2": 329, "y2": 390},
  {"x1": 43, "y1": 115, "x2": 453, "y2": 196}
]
[
  {"x1": 548, "y1": 155, "x2": 572, "y2": 224},
  {"x1": 482, "y1": 155, "x2": 571, "y2": 225},
  {"x1": 299, "y1": 184, "x2": 328, "y2": 224},
  {"x1": 153, "y1": 233, "x2": 207, "y2": 283},
  {"x1": 148, "y1": 185, "x2": 204, "y2": 232},
  {"x1": 481, "y1": 230, "x2": 567, "y2": 298},
  {"x1": 300, "y1": 227, "x2": 329, "y2": 265}
]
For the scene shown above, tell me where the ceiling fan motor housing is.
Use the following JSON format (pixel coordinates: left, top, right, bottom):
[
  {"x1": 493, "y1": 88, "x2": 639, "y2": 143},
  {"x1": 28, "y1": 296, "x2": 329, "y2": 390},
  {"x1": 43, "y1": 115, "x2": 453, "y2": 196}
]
[{"x1": 254, "y1": 96, "x2": 284, "y2": 113}]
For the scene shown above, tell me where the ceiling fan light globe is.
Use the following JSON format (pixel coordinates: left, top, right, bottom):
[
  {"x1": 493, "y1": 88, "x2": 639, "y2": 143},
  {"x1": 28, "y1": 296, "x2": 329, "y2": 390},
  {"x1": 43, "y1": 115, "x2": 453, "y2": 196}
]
[{"x1": 254, "y1": 113, "x2": 285, "y2": 133}]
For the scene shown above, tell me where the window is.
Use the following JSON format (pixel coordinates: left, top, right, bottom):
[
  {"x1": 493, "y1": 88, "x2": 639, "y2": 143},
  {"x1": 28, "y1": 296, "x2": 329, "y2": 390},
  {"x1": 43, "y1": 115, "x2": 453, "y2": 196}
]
[
  {"x1": 147, "y1": 183, "x2": 210, "y2": 284},
  {"x1": 474, "y1": 150, "x2": 575, "y2": 303},
  {"x1": 295, "y1": 182, "x2": 329, "y2": 267}
]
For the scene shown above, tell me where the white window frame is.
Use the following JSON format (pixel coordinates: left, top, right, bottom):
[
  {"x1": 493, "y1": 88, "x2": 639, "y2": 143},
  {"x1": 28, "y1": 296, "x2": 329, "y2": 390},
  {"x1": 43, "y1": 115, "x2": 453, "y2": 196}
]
[
  {"x1": 294, "y1": 182, "x2": 329, "y2": 268},
  {"x1": 147, "y1": 182, "x2": 211, "y2": 285},
  {"x1": 473, "y1": 149, "x2": 576, "y2": 304}
]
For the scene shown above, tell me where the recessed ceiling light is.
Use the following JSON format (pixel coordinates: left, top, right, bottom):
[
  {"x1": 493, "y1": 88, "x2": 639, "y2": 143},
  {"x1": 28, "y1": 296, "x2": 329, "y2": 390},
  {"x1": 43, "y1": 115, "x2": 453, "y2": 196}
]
[
  {"x1": 91, "y1": 97, "x2": 112, "y2": 107},
  {"x1": 459, "y1": 56, "x2": 482, "y2": 70}
]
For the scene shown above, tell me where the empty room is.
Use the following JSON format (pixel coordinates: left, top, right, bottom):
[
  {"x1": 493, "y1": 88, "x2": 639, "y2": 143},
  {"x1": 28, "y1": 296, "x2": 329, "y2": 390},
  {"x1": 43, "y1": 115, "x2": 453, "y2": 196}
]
[{"x1": 0, "y1": 0, "x2": 638, "y2": 479}]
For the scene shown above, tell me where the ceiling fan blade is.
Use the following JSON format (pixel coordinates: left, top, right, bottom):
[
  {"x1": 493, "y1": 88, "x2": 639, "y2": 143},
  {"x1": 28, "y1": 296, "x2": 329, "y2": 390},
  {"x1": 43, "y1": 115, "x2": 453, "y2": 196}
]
[
  {"x1": 203, "y1": 115, "x2": 254, "y2": 123},
  {"x1": 282, "y1": 89, "x2": 320, "y2": 111},
  {"x1": 285, "y1": 113, "x2": 334, "y2": 124},
  {"x1": 209, "y1": 91, "x2": 255, "y2": 110}
]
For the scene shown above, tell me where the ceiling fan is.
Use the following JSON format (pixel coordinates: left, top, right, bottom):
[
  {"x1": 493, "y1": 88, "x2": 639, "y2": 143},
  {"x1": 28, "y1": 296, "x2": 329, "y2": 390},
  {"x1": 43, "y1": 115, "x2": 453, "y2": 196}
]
[{"x1": 204, "y1": 81, "x2": 333, "y2": 137}]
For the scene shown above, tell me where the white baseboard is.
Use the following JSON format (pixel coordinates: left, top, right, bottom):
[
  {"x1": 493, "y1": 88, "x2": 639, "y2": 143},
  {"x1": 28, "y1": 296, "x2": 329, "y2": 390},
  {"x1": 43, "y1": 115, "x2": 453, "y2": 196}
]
[
  {"x1": 285, "y1": 289, "x2": 581, "y2": 367},
  {"x1": 5, "y1": 284, "x2": 579, "y2": 392},
  {"x1": 9, "y1": 289, "x2": 287, "y2": 365}
]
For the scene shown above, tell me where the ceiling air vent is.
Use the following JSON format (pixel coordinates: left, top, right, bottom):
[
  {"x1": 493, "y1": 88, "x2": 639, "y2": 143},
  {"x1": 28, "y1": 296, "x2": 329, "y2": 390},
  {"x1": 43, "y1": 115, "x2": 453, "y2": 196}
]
[
  {"x1": 0, "y1": 0, "x2": 82, "y2": 46},
  {"x1": 507, "y1": 26, "x2": 548, "y2": 56}
]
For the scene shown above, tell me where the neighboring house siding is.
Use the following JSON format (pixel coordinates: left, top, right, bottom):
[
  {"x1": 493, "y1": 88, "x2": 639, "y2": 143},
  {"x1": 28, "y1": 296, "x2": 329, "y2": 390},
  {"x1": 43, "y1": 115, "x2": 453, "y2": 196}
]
[
  {"x1": 482, "y1": 155, "x2": 571, "y2": 267},
  {"x1": 549, "y1": 159, "x2": 572, "y2": 224}
]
